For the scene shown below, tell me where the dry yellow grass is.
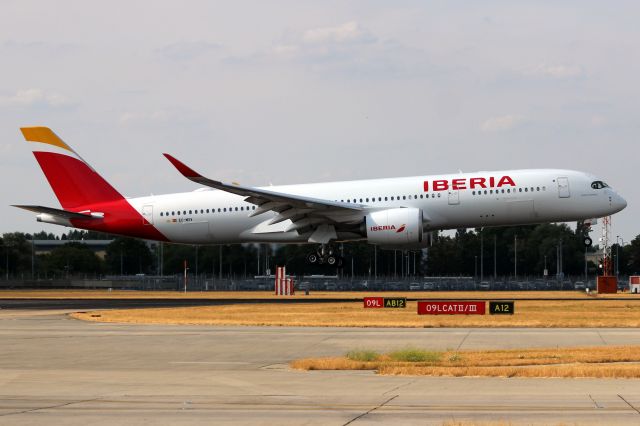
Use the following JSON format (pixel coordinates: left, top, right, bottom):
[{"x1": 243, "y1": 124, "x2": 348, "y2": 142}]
[
  {"x1": 71, "y1": 299, "x2": 640, "y2": 328},
  {"x1": 291, "y1": 346, "x2": 640, "y2": 379},
  {"x1": 4, "y1": 289, "x2": 640, "y2": 300}
]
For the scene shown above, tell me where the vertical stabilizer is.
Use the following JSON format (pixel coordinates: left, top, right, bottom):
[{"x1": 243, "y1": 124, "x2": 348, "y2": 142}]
[{"x1": 20, "y1": 127, "x2": 124, "y2": 209}]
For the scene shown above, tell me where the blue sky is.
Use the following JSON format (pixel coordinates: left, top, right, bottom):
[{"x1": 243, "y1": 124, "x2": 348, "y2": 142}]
[{"x1": 1, "y1": 1, "x2": 637, "y2": 241}]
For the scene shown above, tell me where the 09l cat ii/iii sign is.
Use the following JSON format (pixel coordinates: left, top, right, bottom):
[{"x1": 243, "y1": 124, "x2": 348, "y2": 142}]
[{"x1": 417, "y1": 301, "x2": 486, "y2": 315}]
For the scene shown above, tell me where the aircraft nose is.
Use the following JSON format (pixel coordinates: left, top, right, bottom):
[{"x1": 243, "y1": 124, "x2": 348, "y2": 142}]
[{"x1": 613, "y1": 192, "x2": 627, "y2": 212}]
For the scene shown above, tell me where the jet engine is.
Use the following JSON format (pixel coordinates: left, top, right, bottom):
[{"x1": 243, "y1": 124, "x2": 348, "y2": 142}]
[{"x1": 365, "y1": 208, "x2": 423, "y2": 245}]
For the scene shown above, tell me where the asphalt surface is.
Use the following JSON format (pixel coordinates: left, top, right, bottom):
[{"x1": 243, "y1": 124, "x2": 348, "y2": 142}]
[{"x1": 0, "y1": 301, "x2": 639, "y2": 424}]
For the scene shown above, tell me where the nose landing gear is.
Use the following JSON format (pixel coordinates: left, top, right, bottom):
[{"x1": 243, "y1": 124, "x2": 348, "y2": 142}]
[{"x1": 306, "y1": 245, "x2": 344, "y2": 268}]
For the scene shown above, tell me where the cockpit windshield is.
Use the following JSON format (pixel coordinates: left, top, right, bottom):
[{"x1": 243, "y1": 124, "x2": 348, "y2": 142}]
[{"x1": 591, "y1": 181, "x2": 609, "y2": 189}]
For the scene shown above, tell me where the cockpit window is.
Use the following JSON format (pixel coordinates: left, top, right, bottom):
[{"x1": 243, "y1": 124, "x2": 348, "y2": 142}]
[{"x1": 591, "y1": 181, "x2": 609, "y2": 189}]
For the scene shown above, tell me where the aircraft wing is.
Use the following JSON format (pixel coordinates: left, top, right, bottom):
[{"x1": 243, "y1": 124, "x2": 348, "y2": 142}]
[
  {"x1": 163, "y1": 154, "x2": 366, "y2": 243},
  {"x1": 12, "y1": 205, "x2": 97, "y2": 220}
]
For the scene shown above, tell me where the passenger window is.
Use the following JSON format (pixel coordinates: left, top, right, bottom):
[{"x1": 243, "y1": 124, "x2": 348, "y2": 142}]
[
  {"x1": 402, "y1": 196, "x2": 406, "y2": 200},
  {"x1": 171, "y1": 211, "x2": 175, "y2": 215},
  {"x1": 366, "y1": 198, "x2": 369, "y2": 202},
  {"x1": 223, "y1": 208, "x2": 227, "y2": 212},
  {"x1": 235, "y1": 207, "x2": 238, "y2": 211}
]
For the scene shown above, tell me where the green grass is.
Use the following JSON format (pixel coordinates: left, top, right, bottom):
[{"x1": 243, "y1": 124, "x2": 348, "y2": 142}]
[
  {"x1": 346, "y1": 349, "x2": 380, "y2": 362},
  {"x1": 389, "y1": 347, "x2": 442, "y2": 363}
]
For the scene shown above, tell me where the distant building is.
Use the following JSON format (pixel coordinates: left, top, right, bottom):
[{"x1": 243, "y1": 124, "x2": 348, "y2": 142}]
[{"x1": 33, "y1": 240, "x2": 114, "y2": 259}]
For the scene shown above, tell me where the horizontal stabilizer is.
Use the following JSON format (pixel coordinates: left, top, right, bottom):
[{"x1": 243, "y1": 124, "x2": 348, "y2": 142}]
[{"x1": 12, "y1": 205, "x2": 96, "y2": 220}]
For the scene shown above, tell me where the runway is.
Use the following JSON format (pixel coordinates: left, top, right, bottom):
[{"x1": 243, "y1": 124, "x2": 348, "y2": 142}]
[{"x1": 1, "y1": 308, "x2": 639, "y2": 424}]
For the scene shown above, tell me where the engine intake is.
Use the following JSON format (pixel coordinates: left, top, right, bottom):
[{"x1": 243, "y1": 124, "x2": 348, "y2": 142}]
[{"x1": 365, "y1": 208, "x2": 423, "y2": 245}]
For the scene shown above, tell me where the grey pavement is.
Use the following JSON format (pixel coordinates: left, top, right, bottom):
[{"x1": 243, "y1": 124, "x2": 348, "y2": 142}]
[{"x1": 1, "y1": 309, "x2": 639, "y2": 425}]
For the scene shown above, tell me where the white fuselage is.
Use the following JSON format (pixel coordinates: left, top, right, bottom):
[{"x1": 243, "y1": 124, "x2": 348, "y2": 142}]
[{"x1": 126, "y1": 169, "x2": 626, "y2": 245}]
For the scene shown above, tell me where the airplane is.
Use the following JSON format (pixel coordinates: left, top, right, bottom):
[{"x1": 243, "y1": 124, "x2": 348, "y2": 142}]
[{"x1": 14, "y1": 127, "x2": 627, "y2": 266}]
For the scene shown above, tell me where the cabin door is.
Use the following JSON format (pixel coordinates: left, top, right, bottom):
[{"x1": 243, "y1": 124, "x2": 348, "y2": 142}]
[
  {"x1": 557, "y1": 177, "x2": 570, "y2": 198},
  {"x1": 142, "y1": 205, "x2": 154, "y2": 225},
  {"x1": 448, "y1": 190, "x2": 460, "y2": 205}
]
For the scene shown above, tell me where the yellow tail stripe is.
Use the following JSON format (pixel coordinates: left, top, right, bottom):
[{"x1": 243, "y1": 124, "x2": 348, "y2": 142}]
[{"x1": 20, "y1": 127, "x2": 72, "y2": 152}]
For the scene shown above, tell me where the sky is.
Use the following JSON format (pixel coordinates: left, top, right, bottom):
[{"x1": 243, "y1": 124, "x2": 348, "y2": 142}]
[{"x1": 0, "y1": 1, "x2": 638, "y2": 243}]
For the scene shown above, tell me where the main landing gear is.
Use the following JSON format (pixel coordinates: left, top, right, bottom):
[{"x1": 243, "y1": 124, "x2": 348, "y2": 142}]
[{"x1": 306, "y1": 245, "x2": 344, "y2": 268}]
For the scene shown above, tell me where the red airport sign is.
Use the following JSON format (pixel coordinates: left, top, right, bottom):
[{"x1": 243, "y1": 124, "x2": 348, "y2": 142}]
[
  {"x1": 417, "y1": 301, "x2": 485, "y2": 315},
  {"x1": 363, "y1": 297, "x2": 384, "y2": 308},
  {"x1": 364, "y1": 297, "x2": 407, "y2": 309}
]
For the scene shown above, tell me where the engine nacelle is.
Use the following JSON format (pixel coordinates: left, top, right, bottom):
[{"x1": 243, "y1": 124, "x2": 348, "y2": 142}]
[
  {"x1": 36, "y1": 213, "x2": 72, "y2": 227},
  {"x1": 365, "y1": 208, "x2": 423, "y2": 245}
]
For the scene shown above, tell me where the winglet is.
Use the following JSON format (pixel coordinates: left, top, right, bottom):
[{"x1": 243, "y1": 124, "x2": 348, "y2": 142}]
[
  {"x1": 163, "y1": 153, "x2": 202, "y2": 178},
  {"x1": 21, "y1": 126, "x2": 73, "y2": 152}
]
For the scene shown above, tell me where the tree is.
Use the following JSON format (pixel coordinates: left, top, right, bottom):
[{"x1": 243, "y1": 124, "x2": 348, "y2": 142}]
[
  {"x1": 626, "y1": 235, "x2": 640, "y2": 275},
  {"x1": 105, "y1": 238, "x2": 154, "y2": 275},
  {"x1": 1, "y1": 233, "x2": 33, "y2": 278},
  {"x1": 40, "y1": 243, "x2": 104, "y2": 276}
]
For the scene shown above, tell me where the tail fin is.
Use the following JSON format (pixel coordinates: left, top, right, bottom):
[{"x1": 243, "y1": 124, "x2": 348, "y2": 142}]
[{"x1": 21, "y1": 127, "x2": 124, "y2": 209}]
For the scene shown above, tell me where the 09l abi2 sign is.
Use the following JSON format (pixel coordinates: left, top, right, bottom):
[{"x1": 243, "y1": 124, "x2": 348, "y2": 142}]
[{"x1": 364, "y1": 297, "x2": 407, "y2": 309}]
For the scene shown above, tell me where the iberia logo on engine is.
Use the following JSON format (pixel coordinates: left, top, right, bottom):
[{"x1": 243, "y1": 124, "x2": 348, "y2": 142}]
[
  {"x1": 370, "y1": 224, "x2": 406, "y2": 232},
  {"x1": 370, "y1": 225, "x2": 395, "y2": 232}
]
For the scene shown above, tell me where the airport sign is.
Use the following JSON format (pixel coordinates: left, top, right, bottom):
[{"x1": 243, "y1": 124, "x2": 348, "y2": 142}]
[
  {"x1": 384, "y1": 297, "x2": 407, "y2": 308},
  {"x1": 364, "y1": 297, "x2": 407, "y2": 309},
  {"x1": 417, "y1": 301, "x2": 485, "y2": 315},
  {"x1": 363, "y1": 297, "x2": 384, "y2": 308},
  {"x1": 489, "y1": 301, "x2": 515, "y2": 315}
]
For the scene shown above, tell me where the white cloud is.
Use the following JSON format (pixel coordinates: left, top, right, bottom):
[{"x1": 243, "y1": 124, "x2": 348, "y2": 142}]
[
  {"x1": 526, "y1": 64, "x2": 584, "y2": 79},
  {"x1": 302, "y1": 21, "x2": 373, "y2": 44},
  {"x1": 481, "y1": 114, "x2": 523, "y2": 132},
  {"x1": 0, "y1": 88, "x2": 72, "y2": 108}
]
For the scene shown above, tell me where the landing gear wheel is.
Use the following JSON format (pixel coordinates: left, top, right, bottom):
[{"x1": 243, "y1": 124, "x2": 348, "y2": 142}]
[
  {"x1": 584, "y1": 237, "x2": 593, "y2": 247},
  {"x1": 326, "y1": 255, "x2": 337, "y2": 266},
  {"x1": 307, "y1": 252, "x2": 319, "y2": 264}
]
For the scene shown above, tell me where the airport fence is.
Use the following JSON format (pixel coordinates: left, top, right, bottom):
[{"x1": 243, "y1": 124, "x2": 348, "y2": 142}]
[{"x1": 1, "y1": 275, "x2": 633, "y2": 292}]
